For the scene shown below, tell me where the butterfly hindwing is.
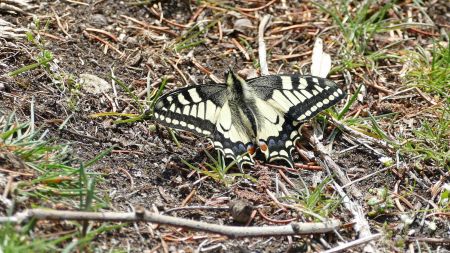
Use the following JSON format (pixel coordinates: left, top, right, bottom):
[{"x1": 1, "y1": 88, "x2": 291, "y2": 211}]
[
  {"x1": 250, "y1": 97, "x2": 294, "y2": 165},
  {"x1": 210, "y1": 101, "x2": 255, "y2": 165}
]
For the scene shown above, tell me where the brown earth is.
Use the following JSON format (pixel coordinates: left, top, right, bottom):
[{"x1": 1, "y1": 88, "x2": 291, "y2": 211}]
[{"x1": 0, "y1": 0, "x2": 449, "y2": 252}]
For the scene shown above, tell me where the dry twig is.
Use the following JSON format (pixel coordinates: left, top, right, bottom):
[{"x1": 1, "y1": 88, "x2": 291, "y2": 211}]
[
  {"x1": 236, "y1": 0, "x2": 277, "y2": 12},
  {"x1": 83, "y1": 31, "x2": 124, "y2": 56},
  {"x1": 231, "y1": 38, "x2": 250, "y2": 61},
  {"x1": 121, "y1": 15, "x2": 177, "y2": 36},
  {"x1": 329, "y1": 117, "x2": 396, "y2": 150},
  {"x1": 0, "y1": 208, "x2": 340, "y2": 237},
  {"x1": 322, "y1": 233, "x2": 382, "y2": 253}
]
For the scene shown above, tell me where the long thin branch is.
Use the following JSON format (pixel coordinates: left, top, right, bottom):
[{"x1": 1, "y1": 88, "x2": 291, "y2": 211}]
[
  {"x1": 258, "y1": 14, "x2": 271, "y2": 76},
  {"x1": 331, "y1": 181, "x2": 375, "y2": 251},
  {"x1": 0, "y1": 208, "x2": 340, "y2": 238},
  {"x1": 305, "y1": 130, "x2": 362, "y2": 199}
]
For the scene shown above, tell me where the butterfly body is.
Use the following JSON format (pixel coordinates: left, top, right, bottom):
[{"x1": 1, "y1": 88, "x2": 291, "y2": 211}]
[{"x1": 154, "y1": 71, "x2": 345, "y2": 168}]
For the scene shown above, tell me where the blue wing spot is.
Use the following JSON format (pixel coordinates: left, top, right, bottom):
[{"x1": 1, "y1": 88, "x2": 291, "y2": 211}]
[
  {"x1": 278, "y1": 139, "x2": 284, "y2": 147},
  {"x1": 268, "y1": 139, "x2": 276, "y2": 147},
  {"x1": 238, "y1": 143, "x2": 246, "y2": 153}
]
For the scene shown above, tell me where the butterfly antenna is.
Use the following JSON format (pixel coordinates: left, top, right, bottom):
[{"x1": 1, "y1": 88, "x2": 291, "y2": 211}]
[
  {"x1": 231, "y1": 54, "x2": 238, "y2": 71},
  {"x1": 201, "y1": 44, "x2": 221, "y2": 62}
]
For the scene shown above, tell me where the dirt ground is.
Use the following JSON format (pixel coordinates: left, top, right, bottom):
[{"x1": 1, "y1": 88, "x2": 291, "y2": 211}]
[{"x1": 0, "y1": 0, "x2": 449, "y2": 252}]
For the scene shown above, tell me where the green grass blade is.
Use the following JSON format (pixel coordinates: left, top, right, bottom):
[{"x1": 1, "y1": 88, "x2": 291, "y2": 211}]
[
  {"x1": 8, "y1": 54, "x2": 54, "y2": 77},
  {"x1": 84, "y1": 145, "x2": 116, "y2": 168},
  {"x1": 368, "y1": 111, "x2": 390, "y2": 141},
  {"x1": 168, "y1": 128, "x2": 181, "y2": 148},
  {"x1": 111, "y1": 76, "x2": 143, "y2": 113},
  {"x1": 338, "y1": 83, "x2": 363, "y2": 120},
  {"x1": 149, "y1": 76, "x2": 168, "y2": 115}
]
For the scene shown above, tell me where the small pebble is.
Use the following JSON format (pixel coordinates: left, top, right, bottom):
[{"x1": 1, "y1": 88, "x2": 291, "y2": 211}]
[
  {"x1": 229, "y1": 199, "x2": 253, "y2": 224},
  {"x1": 90, "y1": 14, "x2": 108, "y2": 27}
]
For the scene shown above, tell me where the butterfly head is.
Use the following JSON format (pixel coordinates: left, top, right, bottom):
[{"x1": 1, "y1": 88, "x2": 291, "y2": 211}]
[
  {"x1": 225, "y1": 70, "x2": 249, "y2": 98},
  {"x1": 225, "y1": 69, "x2": 245, "y2": 85},
  {"x1": 225, "y1": 69, "x2": 235, "y2": 85}
]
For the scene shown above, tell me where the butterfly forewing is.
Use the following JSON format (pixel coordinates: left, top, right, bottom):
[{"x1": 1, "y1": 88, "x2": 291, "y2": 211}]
[
  {"x1": 248, "y1": 75, "x2": 346, "y2": 122},
  {"x1": 154, "y1": 84, "x2": 254, "y2": 166},
  {"x1": 153, "y1": 85, "x2": 227, "y2": 136}
]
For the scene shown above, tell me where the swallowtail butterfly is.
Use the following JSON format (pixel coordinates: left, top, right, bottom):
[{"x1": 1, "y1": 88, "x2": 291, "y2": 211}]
[{"x1": 154, "y1": 71, "x2": 345, "y2": 168}]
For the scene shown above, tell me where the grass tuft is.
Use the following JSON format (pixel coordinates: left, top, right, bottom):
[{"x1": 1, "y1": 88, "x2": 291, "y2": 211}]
[
  {"x1": 173, "y1": 20, "x2": 219, "y2": 52},
  {"x1": 284, "y1": 176, "x2": 341, "y2": 220},
  {"x1": 315, "y1": 0, "x2": 401, "y2": 72},
  {"x1": 404, "y1": 42, "x2": 450, "y2": 99},
  {"x1": 401, "y1": 108, "x2": 449, "y2": 169},
  {"x1": 0, "y1": 110, "x2": 114, "y2": 250},
  {"x1": 182, "y1": 150, "x2": 256, "y2": 186},
  {"x1": 400, "y1": 41, "x2": 449, "y2": 169}
]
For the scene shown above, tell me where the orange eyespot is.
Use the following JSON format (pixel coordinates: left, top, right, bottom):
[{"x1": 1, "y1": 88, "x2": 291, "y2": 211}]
[
  {"x1": 259, "y1": 142, "x2": 268, "y2": 152},
  {"x1": 247, "y1": 145, "x2": 256, "y2": 156}
]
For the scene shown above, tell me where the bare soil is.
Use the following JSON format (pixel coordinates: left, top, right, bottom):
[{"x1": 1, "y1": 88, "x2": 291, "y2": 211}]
[{"x1": 1, "y1": 0, "x2": 449, "y2": 252}]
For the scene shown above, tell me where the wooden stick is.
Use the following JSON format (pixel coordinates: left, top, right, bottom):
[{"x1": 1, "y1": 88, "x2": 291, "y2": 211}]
[
  {"x1": 407, "y1": 237, "x2": 450, "y2": 244},
  {"x1": 0, "y1": 208, "x2": 340, "y2": 238}
]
